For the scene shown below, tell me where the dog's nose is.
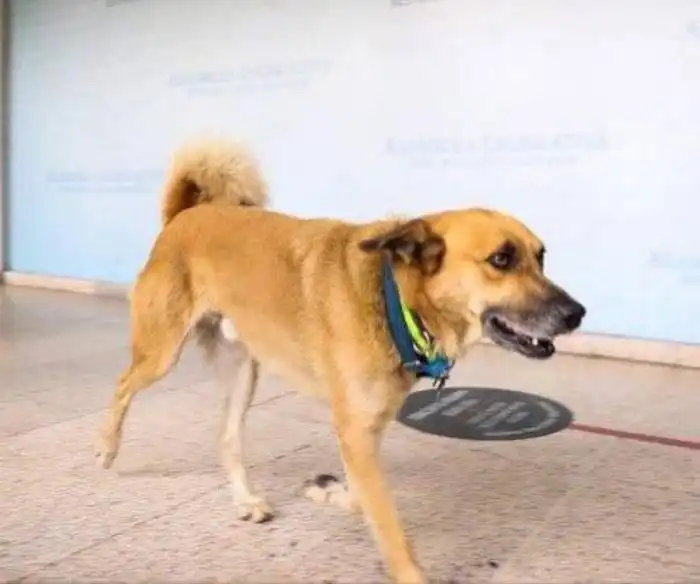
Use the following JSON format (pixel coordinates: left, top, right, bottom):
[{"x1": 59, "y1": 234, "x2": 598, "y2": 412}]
[{"x1": 562, "y1": 301, "x2": 586, "y2": 331}]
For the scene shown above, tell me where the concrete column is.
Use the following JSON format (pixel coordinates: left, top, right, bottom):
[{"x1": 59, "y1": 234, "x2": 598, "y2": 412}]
[{"x1": 0, "y1": 0, "x2": 7, "y2": 278}]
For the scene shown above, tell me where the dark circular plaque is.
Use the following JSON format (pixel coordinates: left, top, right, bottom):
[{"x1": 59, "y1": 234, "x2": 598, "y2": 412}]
[{"x1": 397, "y1": 387, "x2": 574, "y2": 441}]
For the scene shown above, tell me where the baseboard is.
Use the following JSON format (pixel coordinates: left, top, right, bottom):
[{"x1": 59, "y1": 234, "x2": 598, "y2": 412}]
[
  {"x1": 2, "y1": 271, "x2": 129, "y2": 298},
  {"x1": 3, "y1": 270, "x2": 699, "y2": 369},
  {"x1": 477, "y1": 335, "x2": 700, "y2": 369}
]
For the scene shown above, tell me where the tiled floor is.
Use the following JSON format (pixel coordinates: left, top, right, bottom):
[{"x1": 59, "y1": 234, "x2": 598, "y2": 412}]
[{"x1": 1, "y1": 286, "x2": 699, "y2": 583}]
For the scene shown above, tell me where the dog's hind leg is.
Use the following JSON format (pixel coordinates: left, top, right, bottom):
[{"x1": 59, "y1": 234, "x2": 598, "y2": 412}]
[
  {"x1": 303, "y1": 471, "x2": 360, "y2": 514},
  {"x1": 200, "y1": 317, "x2": 274, "y2": 523},
  {"x1": 95, "y1": 267, "x2": 192, "y2": 469},
  {"x1": 220, "y1": 350, "x2": 273, "y2": 523}
]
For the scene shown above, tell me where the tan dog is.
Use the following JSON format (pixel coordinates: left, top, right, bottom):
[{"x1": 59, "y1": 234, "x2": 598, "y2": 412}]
[{"x1": 96, "y1": 139, "x2": 585, "y2": 584}]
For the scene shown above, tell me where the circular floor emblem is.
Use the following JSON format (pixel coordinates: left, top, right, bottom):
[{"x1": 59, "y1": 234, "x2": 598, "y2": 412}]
[{"x1": 397, "y1": 387, "x2": 574, "y2": 441}]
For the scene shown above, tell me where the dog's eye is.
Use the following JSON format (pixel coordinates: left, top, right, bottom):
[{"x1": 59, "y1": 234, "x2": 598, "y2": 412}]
[
  {"x1": 488, "y1": 249, "x2": 515, "y2": 271},
  {"x1": 487, "y1": 241, "x2": 517, "y2": 271},
  {"x1": 535, "y1": 248, "x2": 546, "y2": 268}
]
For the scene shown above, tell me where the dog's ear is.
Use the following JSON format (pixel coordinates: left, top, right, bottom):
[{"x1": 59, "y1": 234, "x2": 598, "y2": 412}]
[{"x1": 358, "y1": 219, "x2": 446, "y2": 275}]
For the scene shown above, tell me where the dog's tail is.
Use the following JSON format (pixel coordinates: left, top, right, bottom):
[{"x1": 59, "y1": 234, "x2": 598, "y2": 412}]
[{"x1": 161, "y1": 138, "x2": 269, "y2": 226}]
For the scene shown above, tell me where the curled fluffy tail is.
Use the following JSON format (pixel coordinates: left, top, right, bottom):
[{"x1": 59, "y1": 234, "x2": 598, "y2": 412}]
[{"x1": 161, "y1": 138, "x2": 269, "y2": 225}]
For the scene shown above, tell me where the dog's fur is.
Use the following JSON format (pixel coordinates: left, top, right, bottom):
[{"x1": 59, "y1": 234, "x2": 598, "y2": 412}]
[{"x1": 96, "y1": 139, "x2": 585, "y2": 584}]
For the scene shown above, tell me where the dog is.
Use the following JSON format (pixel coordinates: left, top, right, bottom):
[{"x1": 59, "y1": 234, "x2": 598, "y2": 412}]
[{"x1": 96, "y1": 138, "x2": 585, "y2": 584}]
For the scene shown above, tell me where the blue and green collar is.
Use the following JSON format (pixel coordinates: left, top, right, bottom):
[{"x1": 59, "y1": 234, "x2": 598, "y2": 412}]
[{"x1": 380, "y1": 256, "x2": 454, "y2": 389}]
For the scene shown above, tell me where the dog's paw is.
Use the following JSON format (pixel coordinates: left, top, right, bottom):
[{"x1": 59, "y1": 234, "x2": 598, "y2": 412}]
[
  {"x1": 235, "y1": 495, "x2": 275, "y2": 524},
  {"x1": 395, "y1": 568, "x2": 428, "y2": 584},
  {"x1": 303, "y1": 474, "x2": 360, "y2": 514},
  {"x1": 94, "y1": 438, "x2": 118, "y2": 470}
]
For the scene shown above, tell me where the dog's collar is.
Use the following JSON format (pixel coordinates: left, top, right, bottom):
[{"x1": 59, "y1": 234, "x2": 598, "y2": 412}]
[{"x1": 380, "y1": 256, "x2": 454, "y2": 389}]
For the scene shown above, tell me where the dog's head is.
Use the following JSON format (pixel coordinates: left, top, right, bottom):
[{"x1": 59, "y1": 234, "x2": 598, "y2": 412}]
[{"x1": 359, "y1": 209, "x2": 585, "y2": 359}]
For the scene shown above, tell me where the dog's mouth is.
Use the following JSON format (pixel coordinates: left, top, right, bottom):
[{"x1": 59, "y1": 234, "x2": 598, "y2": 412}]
[{"x1": 484, "y1": 315, "x2": 555, "y2": 360}]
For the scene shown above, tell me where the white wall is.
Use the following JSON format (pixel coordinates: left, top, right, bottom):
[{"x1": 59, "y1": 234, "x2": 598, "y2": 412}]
[
  {"x1": 0, "y1": 0, "x2": 6, "y2": 275},
  {"x1": 7, "y1": 0, "x2": 700, "y2": 343}
]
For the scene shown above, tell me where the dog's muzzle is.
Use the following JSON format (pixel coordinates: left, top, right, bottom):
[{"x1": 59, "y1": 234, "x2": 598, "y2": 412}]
[{"x1": 482, "y1": 292, "x2": 586, "y2": 360}]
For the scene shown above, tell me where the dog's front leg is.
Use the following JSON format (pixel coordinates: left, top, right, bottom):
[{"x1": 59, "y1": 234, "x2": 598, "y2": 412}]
[{"x1": 331, "y1": 389, "x2": 426, "y2": 584}]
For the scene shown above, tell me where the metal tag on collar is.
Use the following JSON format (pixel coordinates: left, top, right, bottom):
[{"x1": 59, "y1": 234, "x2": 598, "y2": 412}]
[
  {"x1": 432, "y1": 373, "x2": 448, "y2": 400},
  {"x1": 404, "y1": 359, "x2": 424, "y2": 372},
  {"x1": 433, "y1": 375, "x2": 448, "y2": 391}
]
